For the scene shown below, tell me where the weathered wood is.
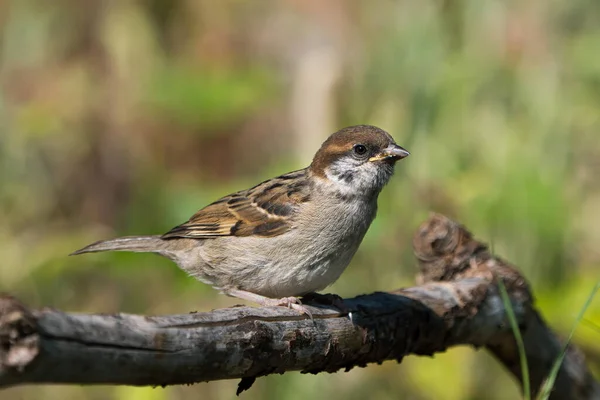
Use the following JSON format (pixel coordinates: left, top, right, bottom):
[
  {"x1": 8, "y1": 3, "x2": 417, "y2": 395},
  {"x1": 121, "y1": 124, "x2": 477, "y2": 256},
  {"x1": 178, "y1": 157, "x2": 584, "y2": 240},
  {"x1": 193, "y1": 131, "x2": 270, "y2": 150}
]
[{"x1": 0, "y1": 214, "x2": 597, "y2": 398}]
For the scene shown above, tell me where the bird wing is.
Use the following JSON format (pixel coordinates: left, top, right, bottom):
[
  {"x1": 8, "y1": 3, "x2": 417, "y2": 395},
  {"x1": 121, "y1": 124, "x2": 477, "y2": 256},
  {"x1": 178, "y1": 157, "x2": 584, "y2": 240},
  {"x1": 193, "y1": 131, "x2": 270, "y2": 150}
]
[{"x1": 161, "y1": 169, "x2": 310, "y2": 239}]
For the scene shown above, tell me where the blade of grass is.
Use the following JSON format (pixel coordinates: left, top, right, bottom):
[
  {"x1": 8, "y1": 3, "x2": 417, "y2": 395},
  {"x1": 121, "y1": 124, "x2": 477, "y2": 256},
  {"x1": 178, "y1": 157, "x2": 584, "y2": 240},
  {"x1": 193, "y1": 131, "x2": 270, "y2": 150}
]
[
  {"x1": 498, "y1": 278, "x2": 531, "y2": 400},
  {"x1": 580, "y1": 318, "x2": 600, "y2": 334},
  {"x1": 537, "y1": 281, "x2": 600, "y2": 400}
]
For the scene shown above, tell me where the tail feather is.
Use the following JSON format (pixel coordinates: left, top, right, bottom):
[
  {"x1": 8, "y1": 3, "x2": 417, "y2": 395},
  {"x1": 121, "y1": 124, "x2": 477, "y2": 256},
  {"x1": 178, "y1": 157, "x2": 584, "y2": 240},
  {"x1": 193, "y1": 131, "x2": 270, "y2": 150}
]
[{"x1": 70, "y1": 235, "x2": 165, "y2": 256}]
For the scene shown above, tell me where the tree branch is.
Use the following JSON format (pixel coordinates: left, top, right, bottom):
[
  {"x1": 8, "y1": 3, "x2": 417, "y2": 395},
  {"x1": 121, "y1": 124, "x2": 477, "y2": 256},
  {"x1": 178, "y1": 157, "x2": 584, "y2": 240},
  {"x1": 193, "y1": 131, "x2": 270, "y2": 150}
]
[{"x1": 0, "y1": 214, "x2": 598, "y2": 398}]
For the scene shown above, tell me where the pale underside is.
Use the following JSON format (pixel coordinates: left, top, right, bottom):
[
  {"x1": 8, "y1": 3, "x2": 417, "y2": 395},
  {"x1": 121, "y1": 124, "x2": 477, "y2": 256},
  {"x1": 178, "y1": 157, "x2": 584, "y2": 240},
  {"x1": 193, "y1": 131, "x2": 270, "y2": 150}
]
[{"x1": 161, "y1": 168, "x2": 379, "y2": 298}]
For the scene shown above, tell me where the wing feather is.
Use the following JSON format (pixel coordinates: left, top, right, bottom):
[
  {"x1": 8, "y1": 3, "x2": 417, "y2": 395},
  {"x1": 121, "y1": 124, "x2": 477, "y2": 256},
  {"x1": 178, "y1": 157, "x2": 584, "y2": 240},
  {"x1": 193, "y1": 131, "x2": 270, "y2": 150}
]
[{"x1": 161, "y1": 169, "x2": 309, "y2": 239}]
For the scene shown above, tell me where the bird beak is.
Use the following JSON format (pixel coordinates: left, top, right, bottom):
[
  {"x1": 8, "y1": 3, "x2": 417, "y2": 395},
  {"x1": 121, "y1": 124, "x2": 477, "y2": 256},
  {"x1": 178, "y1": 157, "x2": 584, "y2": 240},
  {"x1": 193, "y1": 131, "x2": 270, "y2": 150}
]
[{"x1": 368, "y1": 144, "x2": 410, "y2": 163}]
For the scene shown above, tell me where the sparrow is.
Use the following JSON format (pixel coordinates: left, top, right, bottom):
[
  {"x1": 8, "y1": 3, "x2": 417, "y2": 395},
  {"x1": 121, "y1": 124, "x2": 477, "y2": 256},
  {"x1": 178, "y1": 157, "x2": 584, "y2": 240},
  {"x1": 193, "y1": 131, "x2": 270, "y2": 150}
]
[{"x1": 71, "y1": 125, "x2": 409, "y2": 317}]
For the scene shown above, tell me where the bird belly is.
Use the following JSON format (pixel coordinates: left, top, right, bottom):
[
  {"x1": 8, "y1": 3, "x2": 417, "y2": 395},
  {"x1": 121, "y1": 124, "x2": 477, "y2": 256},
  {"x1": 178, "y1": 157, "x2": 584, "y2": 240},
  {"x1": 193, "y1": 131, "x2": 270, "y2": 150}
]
[
  {"x1": 227, "y1": 235, "x2": 361, "y2": 298},
  {"x1": 194, "y1": 205, "x2": 372, "y2": 298}
]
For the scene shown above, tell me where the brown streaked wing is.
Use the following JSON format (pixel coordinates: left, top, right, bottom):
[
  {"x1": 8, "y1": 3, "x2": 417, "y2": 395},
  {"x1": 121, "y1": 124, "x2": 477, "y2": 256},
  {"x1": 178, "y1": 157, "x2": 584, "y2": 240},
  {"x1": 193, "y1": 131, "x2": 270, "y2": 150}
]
[{"x1": 161, "y1": 169, "x2": 309, "y2": 239}]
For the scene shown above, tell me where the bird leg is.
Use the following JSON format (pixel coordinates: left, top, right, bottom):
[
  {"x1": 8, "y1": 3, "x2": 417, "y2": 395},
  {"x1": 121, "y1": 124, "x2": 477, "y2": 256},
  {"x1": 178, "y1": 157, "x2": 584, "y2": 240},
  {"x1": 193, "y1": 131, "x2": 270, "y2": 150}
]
[{"x1": 226, "y1": 289, "x2": 313, "y2": 320}]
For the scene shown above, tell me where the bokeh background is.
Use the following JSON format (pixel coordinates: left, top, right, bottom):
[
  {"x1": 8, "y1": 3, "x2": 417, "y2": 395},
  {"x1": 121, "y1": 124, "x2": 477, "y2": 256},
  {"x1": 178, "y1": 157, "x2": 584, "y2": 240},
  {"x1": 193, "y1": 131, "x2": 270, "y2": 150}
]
[{"x1": 1, "y1": 1, "x2": 599, "y2": 399}]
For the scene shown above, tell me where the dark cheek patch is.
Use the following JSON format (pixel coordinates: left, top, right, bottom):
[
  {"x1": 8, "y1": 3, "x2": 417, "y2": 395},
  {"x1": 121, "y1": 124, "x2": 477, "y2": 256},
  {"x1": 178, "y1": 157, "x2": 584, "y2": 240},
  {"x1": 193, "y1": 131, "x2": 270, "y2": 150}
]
[
  {"x1": 328, "y1": 159, "x2": 357, "y2": 184},
  {"x1": 338, "y1": 170, "x2": 355, "y2": 184}
]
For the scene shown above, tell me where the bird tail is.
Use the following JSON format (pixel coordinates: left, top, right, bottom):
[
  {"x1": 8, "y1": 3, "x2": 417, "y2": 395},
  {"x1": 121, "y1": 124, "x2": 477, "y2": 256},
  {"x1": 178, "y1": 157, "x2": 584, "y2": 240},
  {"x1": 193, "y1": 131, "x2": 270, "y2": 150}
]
[{"x1": 70, "y1": 235, "x2": 165, "y2": 256}]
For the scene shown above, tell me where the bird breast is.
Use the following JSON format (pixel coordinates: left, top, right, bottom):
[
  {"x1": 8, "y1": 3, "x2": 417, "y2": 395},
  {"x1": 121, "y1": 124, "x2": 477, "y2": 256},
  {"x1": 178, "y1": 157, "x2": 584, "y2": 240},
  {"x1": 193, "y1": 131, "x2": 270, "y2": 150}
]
[{"x1": 192, "y1": 195, "x2": 377, "y2": 298}]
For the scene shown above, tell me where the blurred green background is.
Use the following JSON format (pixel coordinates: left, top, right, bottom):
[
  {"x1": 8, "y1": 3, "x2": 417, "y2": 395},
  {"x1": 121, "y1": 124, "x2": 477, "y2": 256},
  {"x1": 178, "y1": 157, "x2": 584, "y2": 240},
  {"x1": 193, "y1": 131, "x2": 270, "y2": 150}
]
[{"x1": 1, "y1": 0, "x2": 599, "y2": 399}]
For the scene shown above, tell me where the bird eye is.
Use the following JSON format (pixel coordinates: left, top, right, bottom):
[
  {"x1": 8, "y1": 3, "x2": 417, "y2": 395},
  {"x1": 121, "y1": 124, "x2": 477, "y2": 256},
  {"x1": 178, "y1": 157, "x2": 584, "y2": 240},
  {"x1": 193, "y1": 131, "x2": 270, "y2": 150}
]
[{"x1": 353, "y1": 144, "x2": 368, "y2": 156}]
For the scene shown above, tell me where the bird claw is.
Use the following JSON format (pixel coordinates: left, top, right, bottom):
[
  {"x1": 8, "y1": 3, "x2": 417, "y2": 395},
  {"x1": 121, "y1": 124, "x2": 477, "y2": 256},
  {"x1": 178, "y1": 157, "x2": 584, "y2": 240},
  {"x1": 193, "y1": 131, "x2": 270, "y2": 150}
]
[
  {"x1": 225, "y1": 289, "x2": 314, "y2": 320},
  {"x1": 269, "y1": 297, "x2": 313, "y2": 321}
]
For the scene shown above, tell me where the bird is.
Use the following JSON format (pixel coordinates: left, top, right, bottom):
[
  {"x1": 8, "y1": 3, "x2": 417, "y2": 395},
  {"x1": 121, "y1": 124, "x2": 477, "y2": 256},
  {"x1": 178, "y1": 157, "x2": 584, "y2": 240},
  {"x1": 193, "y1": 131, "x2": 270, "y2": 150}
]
[{"x1": 71, "y1": 125, "x2": 409, "y2": 317}]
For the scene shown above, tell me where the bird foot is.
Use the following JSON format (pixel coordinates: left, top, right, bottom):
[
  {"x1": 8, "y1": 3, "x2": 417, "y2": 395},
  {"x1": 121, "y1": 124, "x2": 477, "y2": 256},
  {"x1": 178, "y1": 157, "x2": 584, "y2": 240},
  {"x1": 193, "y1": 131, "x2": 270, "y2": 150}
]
[
  {"x1": 226, "y1": 289, "x2": 313, "y2": 320},
  {"x1": 261, "y1": 296, "x2": 313, "y2": 320}
]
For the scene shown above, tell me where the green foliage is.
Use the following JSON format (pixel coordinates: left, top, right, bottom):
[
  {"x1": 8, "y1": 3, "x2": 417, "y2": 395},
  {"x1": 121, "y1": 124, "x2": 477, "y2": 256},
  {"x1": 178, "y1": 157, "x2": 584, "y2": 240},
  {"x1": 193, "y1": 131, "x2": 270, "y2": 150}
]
[{"x1": 148, "y1": 65, "x2": 277, "y2": 129}]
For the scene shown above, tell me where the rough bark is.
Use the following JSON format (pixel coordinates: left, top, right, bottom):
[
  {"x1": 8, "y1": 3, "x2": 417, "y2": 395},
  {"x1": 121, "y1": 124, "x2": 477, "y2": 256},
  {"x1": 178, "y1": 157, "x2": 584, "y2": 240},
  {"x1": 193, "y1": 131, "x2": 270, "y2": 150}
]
[{"x1": 0, "y1": 214, "x2": 597, "y2": 398}]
